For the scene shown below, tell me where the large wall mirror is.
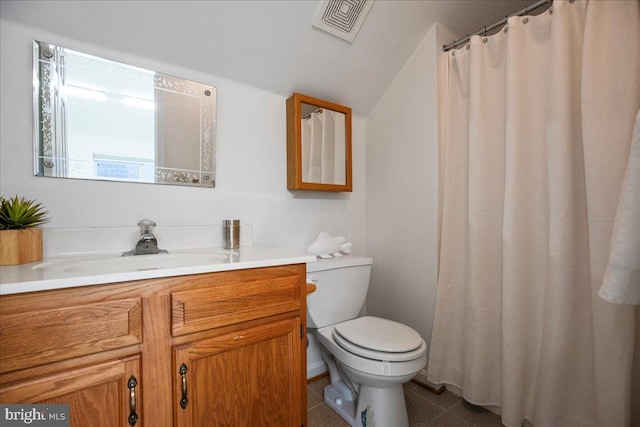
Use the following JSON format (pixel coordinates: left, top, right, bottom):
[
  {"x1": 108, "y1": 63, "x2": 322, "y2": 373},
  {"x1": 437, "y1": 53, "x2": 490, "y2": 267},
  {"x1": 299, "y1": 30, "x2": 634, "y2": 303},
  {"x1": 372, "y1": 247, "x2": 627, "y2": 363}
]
[
  {"x1": 33, "y1": 41, "x2": 217, "y2": 187},
  {"x1": 286, "y1": 93, "x2": 352, "y2": 192}
]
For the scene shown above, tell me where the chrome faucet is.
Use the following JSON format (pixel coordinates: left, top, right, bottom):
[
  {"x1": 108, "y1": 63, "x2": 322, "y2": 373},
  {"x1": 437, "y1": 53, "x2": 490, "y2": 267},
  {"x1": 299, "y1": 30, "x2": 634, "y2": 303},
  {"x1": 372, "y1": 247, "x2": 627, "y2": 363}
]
[{"x1": 123, "y1": 219, "x2": 168, "y2": 256}]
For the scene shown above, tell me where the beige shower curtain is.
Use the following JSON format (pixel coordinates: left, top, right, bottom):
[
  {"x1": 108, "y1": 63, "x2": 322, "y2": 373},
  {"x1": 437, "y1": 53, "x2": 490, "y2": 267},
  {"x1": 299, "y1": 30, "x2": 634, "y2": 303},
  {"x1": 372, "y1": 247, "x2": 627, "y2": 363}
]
[
  {"x1": 428, "y1": 1, "x2": 640, "y2": 426},
  {"x1": 302, "y1": 110, "x2": 346, "y2": 184}
]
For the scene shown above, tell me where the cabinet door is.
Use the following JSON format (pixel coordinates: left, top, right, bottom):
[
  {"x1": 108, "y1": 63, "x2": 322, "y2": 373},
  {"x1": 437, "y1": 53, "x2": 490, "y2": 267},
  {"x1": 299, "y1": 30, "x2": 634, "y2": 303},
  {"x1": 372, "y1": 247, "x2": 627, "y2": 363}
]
[
  {"x1": 0, "y1": 355, "x2": 142, "y2": 427},
  {"x1": 174, "y1": 317, "x2": 302, "y2": 427}
]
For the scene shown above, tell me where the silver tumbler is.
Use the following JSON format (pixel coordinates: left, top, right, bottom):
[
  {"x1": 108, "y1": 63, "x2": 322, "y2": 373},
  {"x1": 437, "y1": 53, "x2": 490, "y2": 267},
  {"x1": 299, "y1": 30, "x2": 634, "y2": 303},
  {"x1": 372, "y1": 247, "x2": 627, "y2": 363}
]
[{"x1": 222, "y1": 220, "x2": 240, "y2": 249}]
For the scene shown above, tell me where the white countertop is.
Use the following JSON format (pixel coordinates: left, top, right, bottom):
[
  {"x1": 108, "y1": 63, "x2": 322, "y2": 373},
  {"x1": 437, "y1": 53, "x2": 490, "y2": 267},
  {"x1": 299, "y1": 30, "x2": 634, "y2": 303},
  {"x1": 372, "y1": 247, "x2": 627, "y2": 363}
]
[{"x1": 0, "y1": 246, "x2": 316, "y2": 296}]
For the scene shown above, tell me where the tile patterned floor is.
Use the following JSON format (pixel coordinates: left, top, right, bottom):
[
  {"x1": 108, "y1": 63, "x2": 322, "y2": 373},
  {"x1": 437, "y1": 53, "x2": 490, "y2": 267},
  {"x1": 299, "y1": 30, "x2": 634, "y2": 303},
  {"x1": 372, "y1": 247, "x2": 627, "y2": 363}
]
[{"x1": 307, "y1": 376, "x2": 504, "y2": 427}]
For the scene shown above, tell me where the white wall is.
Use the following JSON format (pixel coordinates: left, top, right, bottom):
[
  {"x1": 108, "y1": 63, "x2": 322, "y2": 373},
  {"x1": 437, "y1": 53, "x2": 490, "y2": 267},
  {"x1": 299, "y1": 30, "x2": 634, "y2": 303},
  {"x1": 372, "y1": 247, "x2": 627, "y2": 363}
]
[
  {"x1": 0, "y1": 15, "x2": 460, "y2": 380},
  {"x1": 365, "y1": 22, "x2": 457, "y2": 361},
  {"x1": 0, "y1": 20, "x2": 367, "y2": 255}
]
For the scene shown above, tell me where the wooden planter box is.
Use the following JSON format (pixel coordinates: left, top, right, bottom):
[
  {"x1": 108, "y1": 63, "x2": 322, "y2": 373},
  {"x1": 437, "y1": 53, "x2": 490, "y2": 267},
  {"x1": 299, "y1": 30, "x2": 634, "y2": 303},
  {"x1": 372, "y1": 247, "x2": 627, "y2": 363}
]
[{"x1": 0, "y1": 229, "x2": 43, "y2": 266}]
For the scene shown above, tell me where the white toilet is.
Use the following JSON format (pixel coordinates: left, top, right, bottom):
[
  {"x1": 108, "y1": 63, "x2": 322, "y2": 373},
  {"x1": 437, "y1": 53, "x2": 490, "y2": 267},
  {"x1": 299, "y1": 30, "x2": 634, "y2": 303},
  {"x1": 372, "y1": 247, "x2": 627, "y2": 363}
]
[{"x1": 306, "y1": 256, "x2": 427, "y2": 427}]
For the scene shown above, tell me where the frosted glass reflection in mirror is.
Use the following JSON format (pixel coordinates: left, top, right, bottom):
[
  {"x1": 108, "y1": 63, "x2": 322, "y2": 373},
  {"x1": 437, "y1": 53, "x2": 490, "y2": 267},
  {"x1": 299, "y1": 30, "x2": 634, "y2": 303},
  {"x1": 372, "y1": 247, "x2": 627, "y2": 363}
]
[
  {"x1": 33, "y1": 41, "x2": 216, "y2": 187},
  {"x1": 300, "y1": 103, "x2": 346, "y2": 185}
]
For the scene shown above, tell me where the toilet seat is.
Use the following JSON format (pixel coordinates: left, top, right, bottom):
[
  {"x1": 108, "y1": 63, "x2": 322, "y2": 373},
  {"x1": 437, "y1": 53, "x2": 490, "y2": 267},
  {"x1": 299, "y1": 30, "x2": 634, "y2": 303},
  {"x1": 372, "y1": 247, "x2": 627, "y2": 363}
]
[
  {"x1": 332, "y1": 316, "x2": 426, "y2": 362},
  {"x1": 317, "y1": 324, "x2": 427, "y2": 378},
  {"x1": 316, "y1": 325, "x2": 427, "y2": 378}
]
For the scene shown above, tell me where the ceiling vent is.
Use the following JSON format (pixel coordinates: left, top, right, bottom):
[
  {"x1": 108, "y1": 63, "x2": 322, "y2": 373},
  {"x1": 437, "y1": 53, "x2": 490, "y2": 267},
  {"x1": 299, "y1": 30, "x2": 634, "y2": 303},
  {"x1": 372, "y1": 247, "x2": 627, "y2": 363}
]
[{"x1": 313, "y1": 0, "x2": 375, "y2": 43}]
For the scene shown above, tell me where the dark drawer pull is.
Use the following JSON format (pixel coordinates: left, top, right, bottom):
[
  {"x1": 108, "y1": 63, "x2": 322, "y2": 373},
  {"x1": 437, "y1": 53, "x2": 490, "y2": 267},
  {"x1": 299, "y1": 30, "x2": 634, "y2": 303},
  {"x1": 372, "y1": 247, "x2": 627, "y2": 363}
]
[
  {"x1": 127, "y1": 375, "x2": 138, "y2": 426},
  {"x1": 179, "y1": 363, "x2": 189, "y2": 410}
]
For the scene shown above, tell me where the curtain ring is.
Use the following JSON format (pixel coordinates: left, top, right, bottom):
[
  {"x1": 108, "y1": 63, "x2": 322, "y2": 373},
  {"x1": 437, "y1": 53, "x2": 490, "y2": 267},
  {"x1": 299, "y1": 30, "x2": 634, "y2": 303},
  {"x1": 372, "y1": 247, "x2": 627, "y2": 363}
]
[{"x1": 483, "y1": 26, "x2": 487, "y2": 36}]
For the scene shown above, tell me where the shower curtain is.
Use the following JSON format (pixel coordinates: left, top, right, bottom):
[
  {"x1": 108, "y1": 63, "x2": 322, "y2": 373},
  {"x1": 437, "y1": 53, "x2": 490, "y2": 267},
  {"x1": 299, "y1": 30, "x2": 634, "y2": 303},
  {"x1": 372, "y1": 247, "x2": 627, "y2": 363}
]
[
  {"x1": 301, "y1": 110, "x2": 346, "y2": 184},
  {"x1": 428, "y1": 1, "x2": 640, "y2": 426}
]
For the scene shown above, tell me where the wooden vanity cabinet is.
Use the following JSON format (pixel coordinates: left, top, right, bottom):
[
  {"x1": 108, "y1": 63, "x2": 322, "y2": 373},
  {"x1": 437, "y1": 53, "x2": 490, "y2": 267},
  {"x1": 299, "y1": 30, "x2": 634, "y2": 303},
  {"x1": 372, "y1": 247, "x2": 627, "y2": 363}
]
[
  {"x1": 0, "y1": 263, "x2": 308, "y2": 427},
  {"x1": 0, "y1": 356, "x2": 142, "y2": 427},
  {"x1": 0, "y1": 290, "x2": 145, "y2": 427},
  {"x1": 173, "y1": 317, "x2": 302, "y2": 426}
]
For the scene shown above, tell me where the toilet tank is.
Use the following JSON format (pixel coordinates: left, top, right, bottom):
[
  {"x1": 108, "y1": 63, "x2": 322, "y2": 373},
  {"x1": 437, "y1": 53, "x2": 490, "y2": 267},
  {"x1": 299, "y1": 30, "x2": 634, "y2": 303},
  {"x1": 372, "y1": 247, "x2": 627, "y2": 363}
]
[{"x1": 306, "y1": 256, "x2": 373, "y2": 328}]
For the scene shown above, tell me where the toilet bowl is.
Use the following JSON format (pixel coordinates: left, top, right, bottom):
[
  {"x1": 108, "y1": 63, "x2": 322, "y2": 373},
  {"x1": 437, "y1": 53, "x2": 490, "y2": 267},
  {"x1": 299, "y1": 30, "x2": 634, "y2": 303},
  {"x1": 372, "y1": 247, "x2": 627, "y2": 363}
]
[
  {"x1": 306, "y1": 257, "x2": 427, "y2": 427},
  {"x1": 317, "y1": 317, "x2": 427, "y2": 427}
]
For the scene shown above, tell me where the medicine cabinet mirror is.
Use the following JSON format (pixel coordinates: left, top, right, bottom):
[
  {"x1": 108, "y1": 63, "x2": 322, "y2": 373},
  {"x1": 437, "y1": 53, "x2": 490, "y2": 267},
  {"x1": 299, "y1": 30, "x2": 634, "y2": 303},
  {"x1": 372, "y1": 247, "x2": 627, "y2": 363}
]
[
  {"x1": 33, "y1": 41, "x2": 217, "y2": 187},
  {"x1": 286, "y1": 93, "x2": 352, "y2": 192}
]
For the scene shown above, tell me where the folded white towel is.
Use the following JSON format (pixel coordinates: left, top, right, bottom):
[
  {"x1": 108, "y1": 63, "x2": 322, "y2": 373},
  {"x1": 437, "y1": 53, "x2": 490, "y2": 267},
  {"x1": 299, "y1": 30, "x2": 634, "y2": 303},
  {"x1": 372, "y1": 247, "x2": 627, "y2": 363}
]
[{"x1": 599, "y1": 110, "x2": 640, "y2": 305}]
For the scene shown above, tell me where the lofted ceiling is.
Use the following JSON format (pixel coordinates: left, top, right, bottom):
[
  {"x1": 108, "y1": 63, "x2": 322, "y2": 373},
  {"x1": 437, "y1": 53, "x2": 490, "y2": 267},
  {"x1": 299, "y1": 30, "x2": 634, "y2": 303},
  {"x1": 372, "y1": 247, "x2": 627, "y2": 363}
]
[{"x1": 1, "y1": 0, "x2": 533, "y2": 115}]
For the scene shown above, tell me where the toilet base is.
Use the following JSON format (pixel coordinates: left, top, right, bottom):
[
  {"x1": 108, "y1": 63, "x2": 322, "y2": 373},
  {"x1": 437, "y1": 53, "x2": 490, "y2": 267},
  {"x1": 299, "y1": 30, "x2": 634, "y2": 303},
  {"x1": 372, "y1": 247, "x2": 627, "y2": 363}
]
[
  {"x1": 324, "y1": 382, "x2": 409, "y2": 427},
  {"x1": 324, "y1": 384, "x2": 357, "y2": 426}
]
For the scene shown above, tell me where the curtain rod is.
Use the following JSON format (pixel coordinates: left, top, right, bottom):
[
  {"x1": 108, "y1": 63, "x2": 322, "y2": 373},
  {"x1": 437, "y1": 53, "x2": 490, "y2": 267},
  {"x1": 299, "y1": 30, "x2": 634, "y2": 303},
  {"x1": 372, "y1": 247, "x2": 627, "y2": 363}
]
[{"x1": 443, "y1": 0, "x2": 553, "y2": 52}]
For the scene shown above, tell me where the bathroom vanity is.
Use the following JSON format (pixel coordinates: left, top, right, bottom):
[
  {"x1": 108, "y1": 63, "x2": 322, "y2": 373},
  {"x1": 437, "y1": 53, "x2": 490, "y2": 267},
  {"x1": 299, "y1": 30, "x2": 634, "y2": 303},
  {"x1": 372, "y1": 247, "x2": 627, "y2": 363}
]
[{"x1": 0, "y1": 248, "x2": 314, "y2": 427}]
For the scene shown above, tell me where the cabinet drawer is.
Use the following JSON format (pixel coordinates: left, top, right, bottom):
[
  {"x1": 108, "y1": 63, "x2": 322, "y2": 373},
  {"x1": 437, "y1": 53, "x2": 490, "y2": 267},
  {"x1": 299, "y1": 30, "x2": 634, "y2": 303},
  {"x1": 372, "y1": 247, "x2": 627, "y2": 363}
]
[
  {"x1": 0, "y1": 298, "x2": 142, "y2": 373},
  {"x1": 171, "y1": 275, "x2": 301, "y2": 337}
]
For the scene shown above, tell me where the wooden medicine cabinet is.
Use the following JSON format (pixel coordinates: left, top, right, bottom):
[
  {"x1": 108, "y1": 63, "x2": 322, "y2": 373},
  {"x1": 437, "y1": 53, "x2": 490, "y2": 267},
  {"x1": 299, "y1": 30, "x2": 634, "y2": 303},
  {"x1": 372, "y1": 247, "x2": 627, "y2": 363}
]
[{"x1": 286, "y1": 93, "x2": 352, "y2": 192}]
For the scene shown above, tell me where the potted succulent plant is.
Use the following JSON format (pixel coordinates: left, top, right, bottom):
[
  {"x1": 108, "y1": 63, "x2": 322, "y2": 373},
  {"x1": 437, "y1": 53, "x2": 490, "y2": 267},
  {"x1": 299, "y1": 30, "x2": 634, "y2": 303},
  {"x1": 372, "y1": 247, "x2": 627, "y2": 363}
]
[{"x1": 0, "y1": 195, "x2": 50, "y2": 265}]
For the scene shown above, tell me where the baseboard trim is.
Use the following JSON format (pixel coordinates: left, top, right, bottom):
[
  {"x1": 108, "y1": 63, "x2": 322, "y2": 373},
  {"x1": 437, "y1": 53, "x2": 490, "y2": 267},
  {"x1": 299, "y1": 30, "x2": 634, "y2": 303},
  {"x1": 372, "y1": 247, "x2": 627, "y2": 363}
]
[
  {"x1": 307, "y1": 372, "x2": 329, "y2": 384},
  {"x1": 412, "y1": 369, "x2": 445, "y2": 394},
  {"x1": 306, "y1": 360, "x2": 328, "y2": 381}
]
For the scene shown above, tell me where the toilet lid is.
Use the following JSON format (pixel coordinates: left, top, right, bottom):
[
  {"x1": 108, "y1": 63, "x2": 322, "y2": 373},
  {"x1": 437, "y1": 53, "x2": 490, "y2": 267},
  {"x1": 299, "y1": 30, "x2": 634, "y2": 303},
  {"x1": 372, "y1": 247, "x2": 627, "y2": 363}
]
[{"x1": 333, "y1": 316, "x2": 424, "y2": 355}]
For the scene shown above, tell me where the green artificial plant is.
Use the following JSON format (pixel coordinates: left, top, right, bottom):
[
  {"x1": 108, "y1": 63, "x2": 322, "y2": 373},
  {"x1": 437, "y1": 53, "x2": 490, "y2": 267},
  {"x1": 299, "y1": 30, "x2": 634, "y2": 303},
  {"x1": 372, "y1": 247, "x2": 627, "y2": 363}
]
[{"x1": 0, "y1": 195, "x2": 50, "y2": 230}]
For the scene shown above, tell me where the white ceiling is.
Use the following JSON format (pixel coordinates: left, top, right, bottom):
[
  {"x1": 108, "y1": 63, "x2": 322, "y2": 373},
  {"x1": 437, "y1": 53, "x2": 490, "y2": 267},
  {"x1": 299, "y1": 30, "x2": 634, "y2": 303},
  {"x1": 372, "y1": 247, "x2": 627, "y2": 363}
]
[{"x1": 1, "y1": 0, "x2": 533, "y2": 115}]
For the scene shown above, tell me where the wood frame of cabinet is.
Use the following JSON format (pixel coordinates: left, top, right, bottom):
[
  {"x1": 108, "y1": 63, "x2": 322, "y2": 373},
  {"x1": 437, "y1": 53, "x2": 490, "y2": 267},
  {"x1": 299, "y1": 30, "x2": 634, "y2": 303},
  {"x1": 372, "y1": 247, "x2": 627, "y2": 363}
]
[
  {"x1": 0, "y1": 264, "x2": 308, "y2": 427},
  {"x1": 286, "y1": 92, "x2": 353, "y2": 192}
]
